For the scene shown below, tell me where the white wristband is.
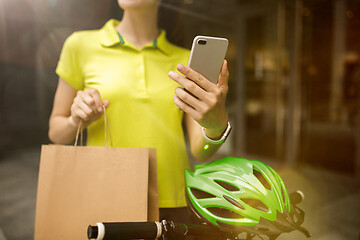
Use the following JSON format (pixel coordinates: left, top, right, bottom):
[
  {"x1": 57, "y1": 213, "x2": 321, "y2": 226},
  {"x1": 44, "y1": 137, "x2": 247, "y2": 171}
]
[{"x1": 202, "y1": 121, "x2": 232, "y2": 145}]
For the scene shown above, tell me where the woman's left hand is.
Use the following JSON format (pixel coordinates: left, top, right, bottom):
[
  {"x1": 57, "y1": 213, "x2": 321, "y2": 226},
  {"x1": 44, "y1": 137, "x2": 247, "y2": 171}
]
[{"x1": 168, "y1": 60, "x2": 230, "y2": 138}]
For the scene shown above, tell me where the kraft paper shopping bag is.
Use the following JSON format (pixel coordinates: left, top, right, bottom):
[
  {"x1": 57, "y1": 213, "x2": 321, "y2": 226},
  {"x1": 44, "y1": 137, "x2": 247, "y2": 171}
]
[{"x1": 34, "y1": 145, "x2": 158, "y2": 240}]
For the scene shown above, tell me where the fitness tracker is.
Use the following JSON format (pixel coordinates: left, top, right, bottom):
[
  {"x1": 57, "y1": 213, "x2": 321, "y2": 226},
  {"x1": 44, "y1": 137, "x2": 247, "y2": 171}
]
[{"x1": 201, "y1": 121, "x2": 231, "y2": 145}]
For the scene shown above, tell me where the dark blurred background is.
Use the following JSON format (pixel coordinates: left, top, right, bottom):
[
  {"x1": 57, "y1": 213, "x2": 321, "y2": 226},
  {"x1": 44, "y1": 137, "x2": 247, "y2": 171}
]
[{"x1": 0, "y1": 0, "x2": 359, "y2": 239}]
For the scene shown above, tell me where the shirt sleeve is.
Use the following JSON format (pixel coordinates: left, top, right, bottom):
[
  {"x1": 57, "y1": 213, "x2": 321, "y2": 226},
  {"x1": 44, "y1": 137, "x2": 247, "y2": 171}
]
[{"x1": 55, "y1": 32, "x2": 84, "y2": 90}]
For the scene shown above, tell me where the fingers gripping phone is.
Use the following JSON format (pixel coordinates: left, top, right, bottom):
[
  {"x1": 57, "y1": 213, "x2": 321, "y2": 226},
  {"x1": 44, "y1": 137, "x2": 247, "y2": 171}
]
[{"x1": 188, "y1": 36, "x2": 229, "y2": 84}]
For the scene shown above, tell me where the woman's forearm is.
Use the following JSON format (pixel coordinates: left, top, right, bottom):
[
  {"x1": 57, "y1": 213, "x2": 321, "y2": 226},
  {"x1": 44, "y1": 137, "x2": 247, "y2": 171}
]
[
  {"x1": 48, "y1": 115, "x2": 79, "y2": 144},
  {"x1": 186, "y1": 114, "x2": 228, "y2": 161},
  {"x1": 190, "y1": 130, "x2": 224, "y2": 161}
]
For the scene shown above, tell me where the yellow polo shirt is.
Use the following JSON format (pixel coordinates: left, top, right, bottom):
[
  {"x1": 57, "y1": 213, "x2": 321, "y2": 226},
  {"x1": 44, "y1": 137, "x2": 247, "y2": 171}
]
[{"x1": 56, "y1": 19, "x2": 190, "y2": 208}]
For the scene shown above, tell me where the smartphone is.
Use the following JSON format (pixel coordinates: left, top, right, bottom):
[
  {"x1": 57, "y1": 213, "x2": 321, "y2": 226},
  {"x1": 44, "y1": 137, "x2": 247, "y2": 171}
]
[{"x1": 188, "y1": 36, "x2": 229, "y2": 84}]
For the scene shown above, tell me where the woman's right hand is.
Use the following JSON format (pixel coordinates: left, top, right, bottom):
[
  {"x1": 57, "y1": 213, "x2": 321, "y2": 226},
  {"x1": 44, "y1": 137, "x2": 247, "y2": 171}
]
[{"x1": 69, "y1": 88, "x2": 109, "y2": 128}]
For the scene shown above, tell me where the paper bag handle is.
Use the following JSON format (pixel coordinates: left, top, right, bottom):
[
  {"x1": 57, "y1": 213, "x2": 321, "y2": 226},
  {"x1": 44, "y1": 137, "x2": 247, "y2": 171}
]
[{"x1": 74, "y1": 106, "x2": 113, "y2": 147}]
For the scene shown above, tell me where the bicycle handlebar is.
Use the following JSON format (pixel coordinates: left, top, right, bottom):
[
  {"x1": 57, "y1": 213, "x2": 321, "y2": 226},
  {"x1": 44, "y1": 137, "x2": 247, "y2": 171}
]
[
  {"x1": 87, "y1": 222, "x2": 162, "y2": 240},
  {"x1": 88, "y1": 220, "x2": 227, "y2": 240},
  {"x1": 87, "y1": 191, "x2": 309, "y2": 240}
]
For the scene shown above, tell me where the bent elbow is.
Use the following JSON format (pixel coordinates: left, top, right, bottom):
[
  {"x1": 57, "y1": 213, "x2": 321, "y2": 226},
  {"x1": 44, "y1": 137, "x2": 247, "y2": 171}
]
[{"x1": 48, "y1": 127, "x2": 58, "y2": 144}]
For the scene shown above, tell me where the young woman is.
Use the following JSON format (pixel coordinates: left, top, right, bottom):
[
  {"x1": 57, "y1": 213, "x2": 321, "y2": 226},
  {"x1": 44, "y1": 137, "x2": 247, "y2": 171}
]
[{"x1": 48, "y1": 0, "x2": 230, "y2": 222}]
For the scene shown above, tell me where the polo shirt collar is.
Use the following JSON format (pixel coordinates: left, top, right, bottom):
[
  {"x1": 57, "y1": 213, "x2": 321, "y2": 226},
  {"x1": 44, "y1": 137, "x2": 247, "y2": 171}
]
[
  {"x1": 155, "y1": 30, "x2": 172, "y2": 55},
  {"x1": 100, "y1": 19, "x2": 172, "y2": 55},
  {"x1": 100, "y1": 19, "x2": 121, "y2": 47}
]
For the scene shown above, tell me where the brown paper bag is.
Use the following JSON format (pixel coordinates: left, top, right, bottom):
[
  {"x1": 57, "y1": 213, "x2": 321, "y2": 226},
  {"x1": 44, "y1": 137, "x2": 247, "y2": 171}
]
[{"x1": 34, "y1": 144, "x2": 158, "y2": 240}]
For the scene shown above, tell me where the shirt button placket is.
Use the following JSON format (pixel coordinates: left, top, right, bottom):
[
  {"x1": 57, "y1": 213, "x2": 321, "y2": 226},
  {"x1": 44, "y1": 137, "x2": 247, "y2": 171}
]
[{"x1": 137, "y1": 54, "x2": 146, "y2": 96}]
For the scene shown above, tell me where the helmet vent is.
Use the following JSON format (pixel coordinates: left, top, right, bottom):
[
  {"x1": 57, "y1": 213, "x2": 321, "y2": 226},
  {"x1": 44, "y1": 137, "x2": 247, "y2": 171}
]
[
  {"x1": 253, "y1": 168, "x2": 271, "y2": 190},
  {"x1": 190, "y1": 188, "x2": 216, "y2": 199},
  {"x1": 207, "y1": 207, "x2": 244, "y2": 219},
  {"x1": 214, "y1": 180, "x2": 239, "y2": 191},
  {"x1": 223, "y1": 196, "x2": 245, "y2": 210},
  {"x1": 241, "y1": 198, "x2": 269, "y2": 212},
  {"x1": 216, "y1": 221, "x2": 230, "y2": 228}
]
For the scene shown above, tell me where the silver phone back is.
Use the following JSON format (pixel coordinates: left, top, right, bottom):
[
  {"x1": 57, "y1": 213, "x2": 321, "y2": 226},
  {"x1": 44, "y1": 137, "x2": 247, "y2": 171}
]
[{"x1": 188, "y1": 36, "x2": 229, "y2": 83}]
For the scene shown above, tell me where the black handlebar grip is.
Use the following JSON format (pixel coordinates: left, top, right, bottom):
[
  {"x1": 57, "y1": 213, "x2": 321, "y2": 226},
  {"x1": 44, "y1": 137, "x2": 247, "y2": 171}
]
[
  {"x1": 88, "y1": 225, "x2": 98, "y2": 239},
  {"x1": 88, "y1": 222, "x2": 159, "y2": 240}
]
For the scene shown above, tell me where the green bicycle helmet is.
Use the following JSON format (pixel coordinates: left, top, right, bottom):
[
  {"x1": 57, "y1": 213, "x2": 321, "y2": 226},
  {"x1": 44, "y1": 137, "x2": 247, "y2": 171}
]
[{"x1": 185, "y1": 156, "x2": 310, "y2": 239}]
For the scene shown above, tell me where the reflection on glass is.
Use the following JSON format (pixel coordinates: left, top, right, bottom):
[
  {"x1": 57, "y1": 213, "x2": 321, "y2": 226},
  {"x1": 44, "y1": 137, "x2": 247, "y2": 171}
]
[{"x1": 0, "y1": 0, "x2": 359, "y2": 174}]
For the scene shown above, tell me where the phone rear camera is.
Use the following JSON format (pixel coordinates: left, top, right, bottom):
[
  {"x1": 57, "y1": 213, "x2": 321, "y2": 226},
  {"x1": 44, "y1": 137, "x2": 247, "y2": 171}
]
[{"x1": 197, "y1": 39, "x2": 207, "y2": 45}]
